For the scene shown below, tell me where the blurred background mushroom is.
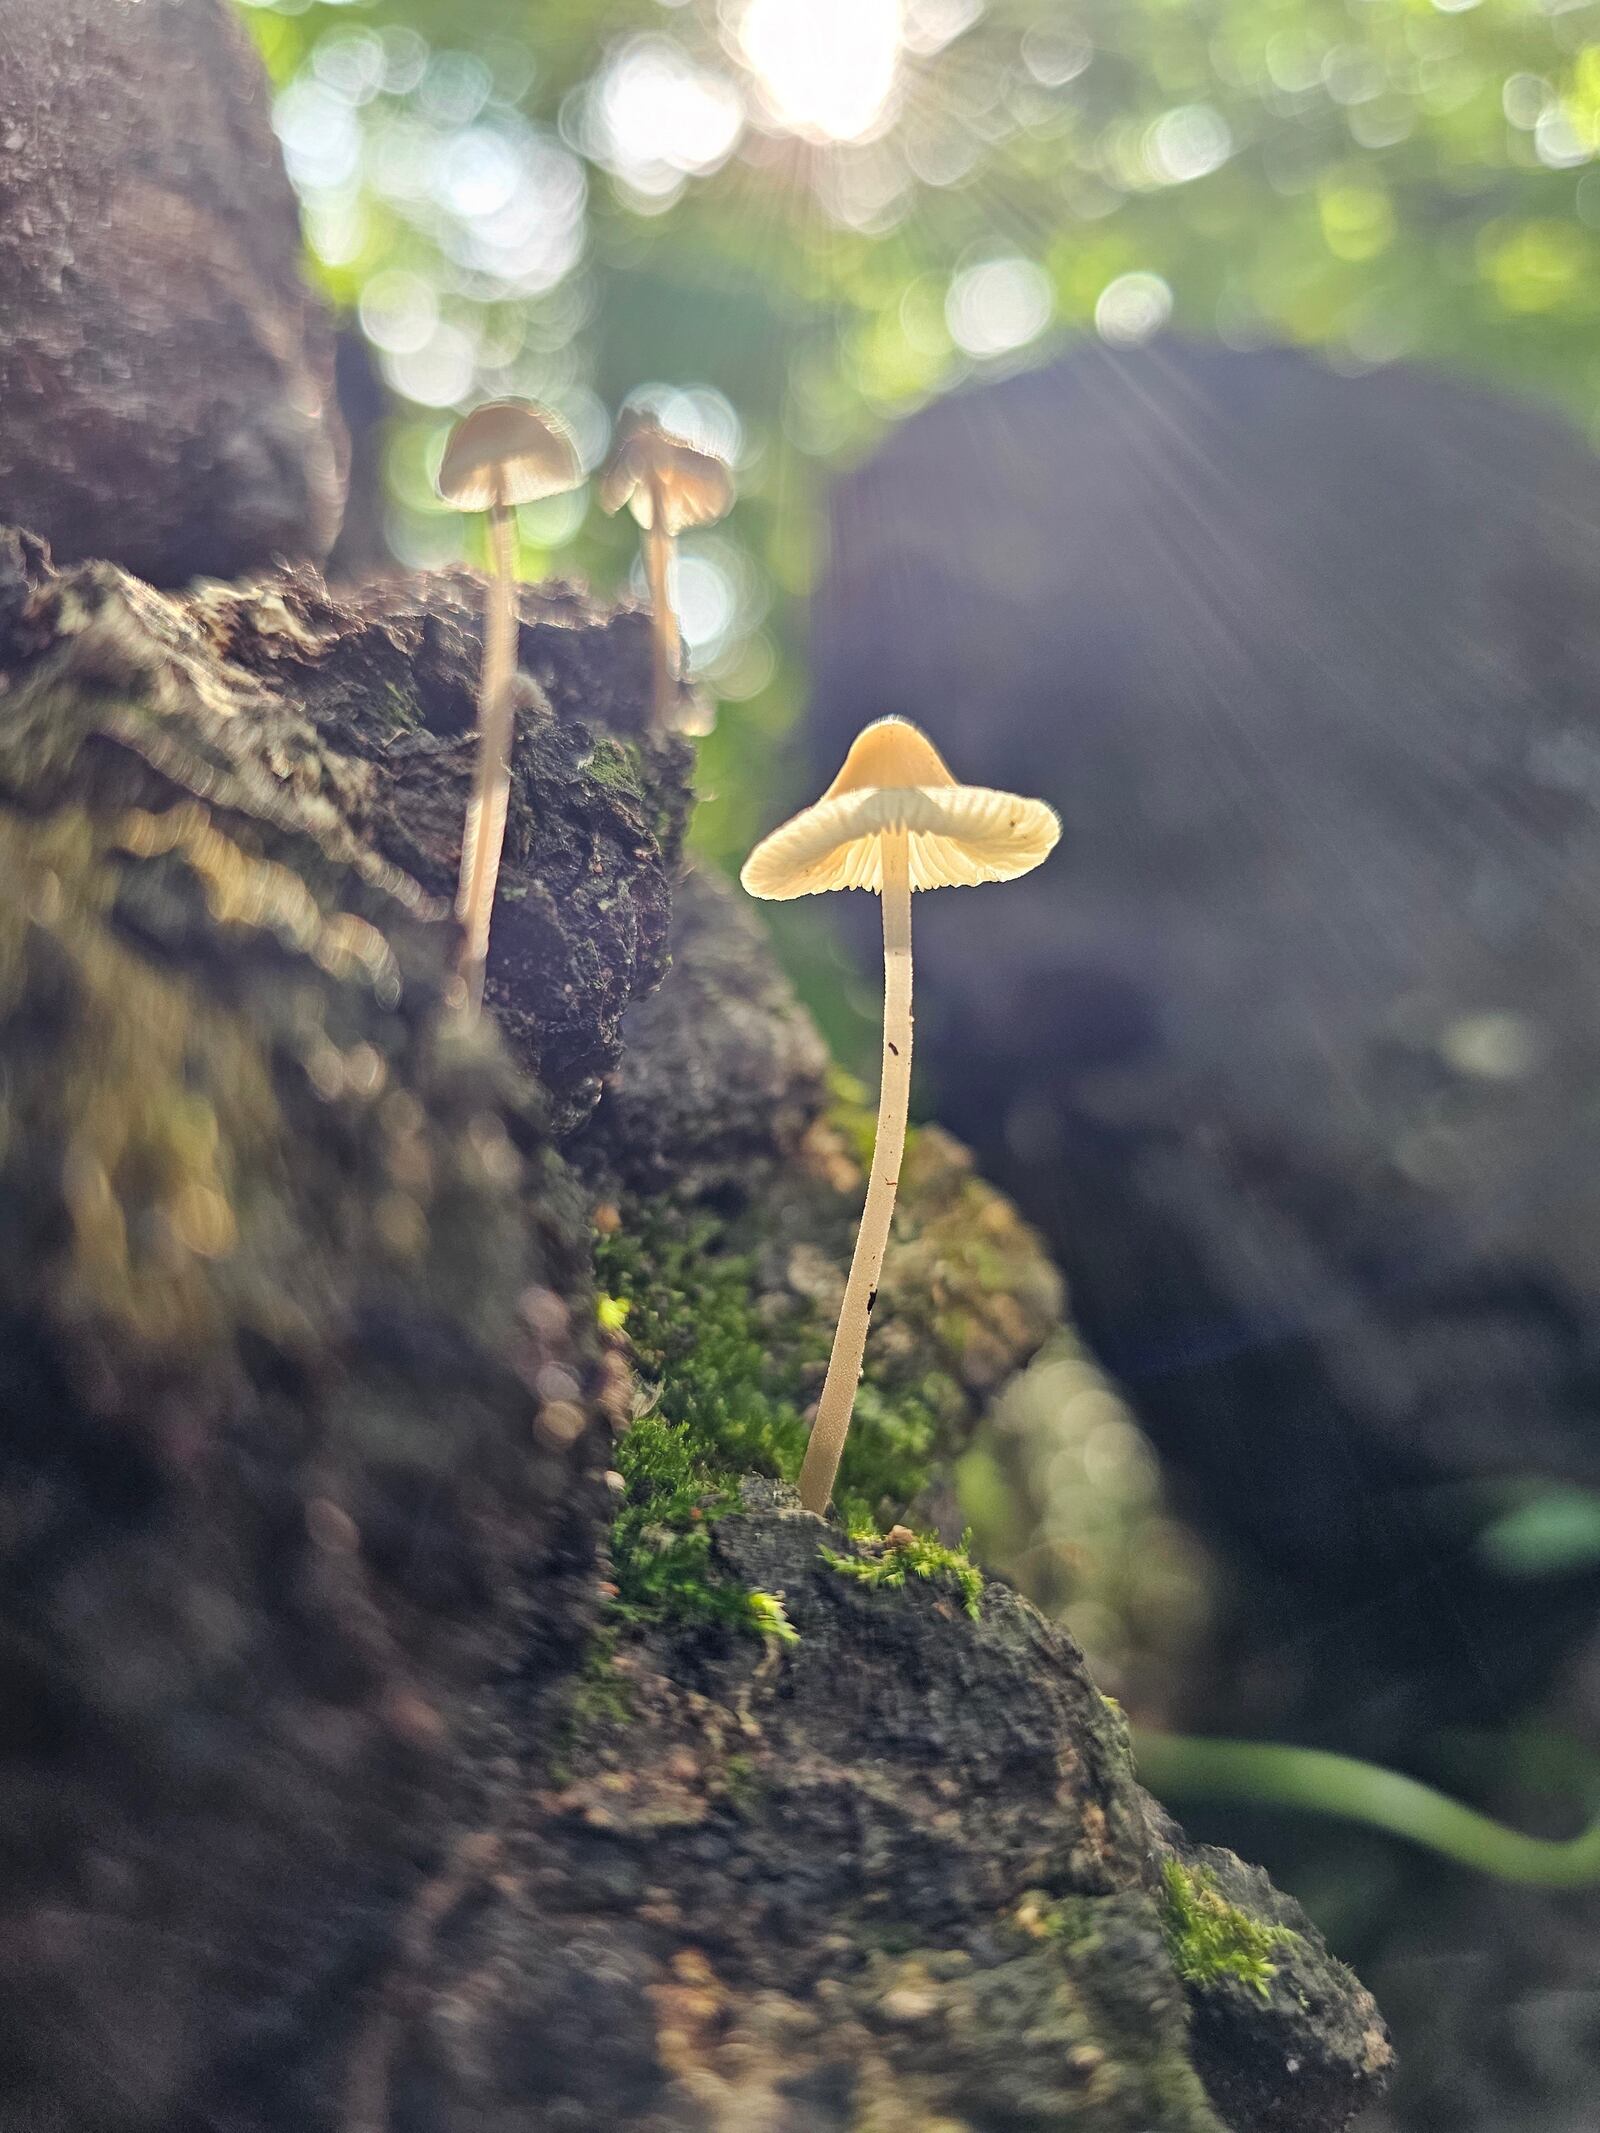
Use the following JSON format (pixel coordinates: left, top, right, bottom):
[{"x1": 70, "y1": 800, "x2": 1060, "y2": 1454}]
[
  {"x1": 599, "y1": 407, "x2": 734, "y2": 732},
  {"x1": 437, "y1": 398, "x2": 580, "y2": 1009}
]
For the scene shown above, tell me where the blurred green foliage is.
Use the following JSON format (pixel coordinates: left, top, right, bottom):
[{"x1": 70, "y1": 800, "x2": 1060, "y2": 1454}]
[
  {"x1": 1476, "y1": 1481, "x2": 1600, "y2": 1576},
  {"x1": 240, "y1": 0, "x2": 1600, "y2": 886}
]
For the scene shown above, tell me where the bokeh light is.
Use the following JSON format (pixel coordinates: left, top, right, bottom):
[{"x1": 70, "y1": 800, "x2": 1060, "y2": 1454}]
[
  {"x1": 946, "y1": 255, "x2": 1053, "y2": 357},
  {"x1": 245, "y1": 0, "x2": 1600, "y2": 873},
  {"x1": 618, "y1": 383, "x2": 744, "y2": 469},
  {"x1": 586, "y1": 37, "x2": 744, "y2": 198},
  {"x1": 1095, "y1": 270, "x2": 1174, "y2": 346},
  {"x1": 965, "y1": 1339, "x2": 1216, "y2": 1721},
  {"x1": 735, "y1": 0, "x2": 904, "y2": 145},
  {"x1": 1145, "y1": 103, "x2": 1233, "y2": 186}
]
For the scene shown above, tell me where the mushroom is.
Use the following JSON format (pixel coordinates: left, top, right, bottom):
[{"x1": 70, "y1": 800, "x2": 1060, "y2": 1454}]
[
  {"x1": 437, "y1": 399, "x2": 582, "y2": 1012},
  {"x1": 741, "y1": 717, "x2": 1060, "y2": 1516},
  {"x1": 598, "y1": 409, "x2": 733, "y2": 730}
]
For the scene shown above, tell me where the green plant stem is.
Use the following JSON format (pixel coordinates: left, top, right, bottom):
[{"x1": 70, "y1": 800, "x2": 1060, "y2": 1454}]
[
  {"x1": 455, "y1": 490, "x2": 518, "y2": 1014},
  {"x1": 799, "y1": 826, "x2": 912, "y2": 1516},
  {"x1": 1132, "y1": 1730, "x2": 1600, "y2": 1887}
]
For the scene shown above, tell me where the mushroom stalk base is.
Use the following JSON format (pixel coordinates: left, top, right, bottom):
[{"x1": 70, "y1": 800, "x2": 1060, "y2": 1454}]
[
  {"x1": 799, "y1": 827, "x2": 913, "y2": 1515},
  {"x1": 455, "y1": 497, "x2": 518, "y2": 1014}
]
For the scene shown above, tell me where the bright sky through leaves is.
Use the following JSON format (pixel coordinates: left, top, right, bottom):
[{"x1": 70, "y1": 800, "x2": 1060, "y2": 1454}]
[{"x1": 736, "y1": 0, "x2": 904, "y2": 144}]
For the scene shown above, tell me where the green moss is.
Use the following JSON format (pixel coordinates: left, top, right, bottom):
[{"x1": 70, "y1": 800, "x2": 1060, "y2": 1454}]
[
  {"x1": 568, "y1": 1626, "x2": 634, "y2": 1731},
  {"x1": 598, "y1": 1220, "x2": 813, "y2": 1483},
  {"x1": 596, "y1": 1291, "x2": 631, "y2": 1333},
  {"x1": 575, "y1": 732, "x2": 683, "y2": 861},
  {"x1": 820, "y1": 1525, "x2": 984, "y2": 1619},
  {"x1": 600, "y1": 1214, "x2": 802, "y2": 1643},
  {"x1": 943, "y1": 1896, "x2": 1231, "y2": 2131},
  {"x1": 746, "y1": 1590, "x2": 800, "y2": 1643},
  {"x1": 594, "y1": 1202, "x2": 946, "y2": 1646},
  {"x1": 596, "y1": 1210, "x2": 939, "y2": 1523},
  {"x1": 583, "y1": 736, "x2": 644, "y2": 796},
  {"x1": 382, "y1": 679, "x2": 424, "y2": 728},
  {"x1": 1158, "y1": 1859, "x2": 1300, "y2": 2000},
  {"x1": 720, "y1": 1752, "x2": 760, "y2": 1812},
  {"x1": 609, "y1": 1410, "x2": 790, "y2": 1640},
  {"x1": 836, "y1": 1378, "x2": 940, "y2": 1516},
  {"x1": 1019, "y1": 1891, "x2": 1102, "y2": 1952}
]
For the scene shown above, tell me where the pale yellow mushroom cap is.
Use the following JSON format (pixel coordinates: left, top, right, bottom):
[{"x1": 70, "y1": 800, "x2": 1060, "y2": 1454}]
[
  {"x1": 740, "y1": 717, "x2": 1061, "y2": 900},
  {"x1": 598, "y1": 411, "x2": 734, "y2": 535},
  {"x1": 438, "y1": 400, "x2": 581, "y2": 512}
]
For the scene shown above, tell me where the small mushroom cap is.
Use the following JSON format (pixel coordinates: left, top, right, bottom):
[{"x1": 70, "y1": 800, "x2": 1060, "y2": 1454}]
[
  {"x1": 598, "y1": 410, "x2": 734, "y2": 535},
  {"x1": 438, "y1": 400, "x2": 581, "y2": 512},
  {"x1": 740, "y1": 717, "x2": 1060, "y2": 900}
]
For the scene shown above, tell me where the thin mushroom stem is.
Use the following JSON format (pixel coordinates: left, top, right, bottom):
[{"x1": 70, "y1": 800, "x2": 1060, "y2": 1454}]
[
  {"x1": 644, "y1": 471, "x2": 678, "y2": 729},
  {"x1": 454, "y1": 486, "x2": 519, "y2": 1014},
  {"x1": 799, "y1": 826, "x2": 914, "y2": 1515}
]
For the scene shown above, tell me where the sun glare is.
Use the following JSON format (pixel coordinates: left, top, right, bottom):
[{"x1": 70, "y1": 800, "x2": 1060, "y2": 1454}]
[{"x1": 736, "y1": 0, "x2": 904, "y2": 146}]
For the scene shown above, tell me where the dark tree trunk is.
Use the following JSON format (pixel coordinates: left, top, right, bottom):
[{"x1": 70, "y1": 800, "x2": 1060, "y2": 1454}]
[{"x1": 0, "y1": 0, "x2": 345, "y2": 585}]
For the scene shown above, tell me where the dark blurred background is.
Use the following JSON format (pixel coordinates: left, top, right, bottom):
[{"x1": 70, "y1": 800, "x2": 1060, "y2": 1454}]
[{"x1": 229, "y1": 3, "x2": 1600, "y2": 2123}]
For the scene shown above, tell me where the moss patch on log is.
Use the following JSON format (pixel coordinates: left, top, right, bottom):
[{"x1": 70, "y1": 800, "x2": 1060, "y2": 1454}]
[
  {"x1": 820, "y1": 1524, "x2": 984, "y2": 1619},
  {"x1": 1159, "y1": 1858, "x2": 1302, "y2": 2000}
]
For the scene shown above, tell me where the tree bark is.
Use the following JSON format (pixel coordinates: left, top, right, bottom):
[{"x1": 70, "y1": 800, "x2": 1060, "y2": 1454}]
[
  {"x1": 0, "y1": 529, "x2": 1390, "y2": 2132},
  {"x1": 0, "y1": 0, "x2": 346, "y2": 585}
]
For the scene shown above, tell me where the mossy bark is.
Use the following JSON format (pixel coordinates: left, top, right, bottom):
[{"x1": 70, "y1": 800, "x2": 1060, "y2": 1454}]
[{"x1": 0, "y1": 529, "x2": 1388, "y2": 2132}]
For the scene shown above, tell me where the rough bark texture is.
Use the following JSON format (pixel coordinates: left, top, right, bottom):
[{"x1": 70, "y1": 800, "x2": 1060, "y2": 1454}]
[
  {"x1": 0, "y1": 527, "x2": 1388, "y2": 2131},
  {"x1": 193, "y1": 567, "x2": 686, "y2": 1132},
  {"x1": 417, "y1": 1479, "x2": 1389, "y2": 2133},
  {"x1": 0, "y1": 0, "x2": 345, "y2": 585},
  {"x1": 572, "y1": 864, "x2": 832, "y2": 1201},
  {"x1": 0, "y1": 527, "x2": 619, "y2": 2131}
]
